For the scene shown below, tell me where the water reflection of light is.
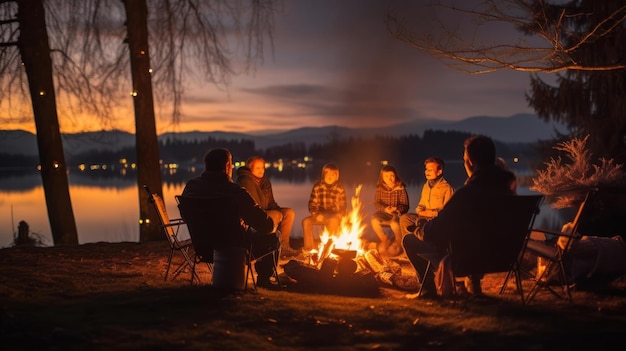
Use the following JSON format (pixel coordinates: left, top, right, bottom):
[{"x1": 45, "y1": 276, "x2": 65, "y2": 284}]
[{"x1": 0, "y1": 169, "x2": 562, "y2": 249}]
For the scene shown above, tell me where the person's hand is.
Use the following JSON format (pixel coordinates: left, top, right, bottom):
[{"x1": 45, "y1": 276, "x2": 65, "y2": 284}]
[
  {"x1": 415, "y1": 218, "x2": 428, "y2": 241},
  {"x1": 416, "y1": 218, "x2": 428, "y2": 229},
  {"x1": 385, "y1": 206, "x2": 397, "y2": 215},
  {"x1": 416, "y1": 230, "x2": 424, "y2": 241}
]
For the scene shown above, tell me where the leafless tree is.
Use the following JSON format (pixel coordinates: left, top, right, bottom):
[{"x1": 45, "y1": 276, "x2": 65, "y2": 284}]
[
  {"x1": 118, "y1": 0, "x2": 279, "y2": 241},
  {"x1": 0, "y1": 0, "x2": 279, "y2": 243},
  {"x1": 386, "y1": 0, "x2": 626, "y2": 74},
  {"x1": 386, "y1": 0, "x2": 626, "y2": 161},
  {"x1": 1, "y1": 0, "x2": 78, "y2": 245}
]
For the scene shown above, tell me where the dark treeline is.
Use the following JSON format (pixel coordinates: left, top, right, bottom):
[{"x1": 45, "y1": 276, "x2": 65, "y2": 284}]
[
  {"x1": 0, "y1": 153, "x2": 39, "y2": 169},
  {"x1": 0, "y1": 130, "x2": 540, "y2": 186}
]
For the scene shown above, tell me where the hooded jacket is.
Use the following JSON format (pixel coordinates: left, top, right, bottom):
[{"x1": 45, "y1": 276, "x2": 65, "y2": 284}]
[{"x1": 236, "y1": 166, "x2": 281, "y2": 210}]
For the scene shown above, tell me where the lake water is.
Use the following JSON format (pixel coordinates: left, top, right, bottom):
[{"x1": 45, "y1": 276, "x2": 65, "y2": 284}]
[{"x1": 0, "y1": 166, "x2": 566, "y2": 248}]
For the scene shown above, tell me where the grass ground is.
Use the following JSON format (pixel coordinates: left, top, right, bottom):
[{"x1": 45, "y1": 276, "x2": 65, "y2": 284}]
[{"x1": 2, "y1": 241, "x2": 626, "y2": 350}]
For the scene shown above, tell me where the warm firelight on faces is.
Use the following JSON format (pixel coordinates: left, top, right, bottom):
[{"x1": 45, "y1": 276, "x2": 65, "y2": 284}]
[
  {"x1": 424, "y1": 162, "x2": 442, "y2": 181},
  {"x1": 250, "y1": 159, "x2": 266, "y2": 178},
  {"x1": 323, "y1": 170, "x2": 339, "y2": 185},
  {"x1": 382, "y1": 170, "x2": 396, "y2": 187}
]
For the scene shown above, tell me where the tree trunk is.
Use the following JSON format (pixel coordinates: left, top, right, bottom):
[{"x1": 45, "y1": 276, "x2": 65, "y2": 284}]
[
  {"x1": 123, "y1": 0, "x2": 164, "y2": 241},
  {"x1": 17, "y1": 0, "x2": 78, "y2": 245}
]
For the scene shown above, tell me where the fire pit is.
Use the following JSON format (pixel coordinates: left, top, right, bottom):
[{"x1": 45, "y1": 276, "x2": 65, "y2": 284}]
[{"x1": 281, "y1": 185, "x2": 416, "y2": 296}]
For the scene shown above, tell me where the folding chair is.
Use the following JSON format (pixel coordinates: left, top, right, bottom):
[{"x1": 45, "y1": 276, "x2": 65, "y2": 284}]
[
  {"x1": 245, "y1": 238, "x2": 282, "y2": 291},
  {"x1": 144, "y1": 185, "x2": 199, "y2": 283},
  {"x1": 522, "y1": 189, "x2": 596, "y2": 304},
  {"x1": 176, "y1": 195, "x2": 280, "y2": 291},
  {"x1": 416, "y1": 194, "x2": 544, "y2": 304}
]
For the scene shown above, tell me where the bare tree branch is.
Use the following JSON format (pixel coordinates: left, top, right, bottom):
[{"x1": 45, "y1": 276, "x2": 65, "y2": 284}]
[{"x1": 386, "y1": 0, "x2": 626, "y2": 74}]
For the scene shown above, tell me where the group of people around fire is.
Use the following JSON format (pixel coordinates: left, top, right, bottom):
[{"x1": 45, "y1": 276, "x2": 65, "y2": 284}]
[{"x1": 181, "y1": 135, "x2": 516, "y2": 295}]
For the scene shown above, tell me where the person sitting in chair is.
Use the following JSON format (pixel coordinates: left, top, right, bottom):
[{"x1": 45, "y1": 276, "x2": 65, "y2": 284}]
[
  {"x1": 301, "y1": 163, "x2": 347, "y2": 251},
  {"x1": 403, "y1": 135, "x2": 516, "y2": 298},
  {"x1": 400, "y1": 156, "x2": 454, "y2": 236},
  {"x1": 182, "y1": 148, "x2": 281, "y2": 290},
  {"x1": 371, "y1": 165, "x2": 409, "y2": 256},
  {"x1": 236, "y1": 155, "x2": 298, "y2": 258}
]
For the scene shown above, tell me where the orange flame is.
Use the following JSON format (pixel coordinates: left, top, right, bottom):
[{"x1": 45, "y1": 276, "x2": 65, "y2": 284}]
[{"x1": 311, "y1": 184, "x2": 367, "y2": 266}]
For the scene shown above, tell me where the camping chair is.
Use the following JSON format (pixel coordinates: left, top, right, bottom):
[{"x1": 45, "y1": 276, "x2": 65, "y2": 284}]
[
  {"x1": 245, "y1": 236, "x2": 282, "y2": 291},
  {"x1": 175, "y1": 195, "x2": 280, "y2": 291},
  {"x1": 522, "y1": 189, "x2": 596, "y2": 304},
  {"x1": 416, "y1": 194, "x2": 544, "y2": 304},
  {"x1": 144, "y1": 185, "x2": 200, "y2": 284}
]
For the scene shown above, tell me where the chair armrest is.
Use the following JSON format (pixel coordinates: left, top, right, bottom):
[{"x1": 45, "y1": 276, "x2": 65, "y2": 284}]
[
  {"x1": 530, "y1": 227, "x2": 580, "y2": 240},
  {"x1": 163, "y1": 222, "x2": 184, "y2": 231},
  {"x1": 530, "y1": 227, "x2": 581, "y2": 251},
  {"x1": 167, "y1": 218, "x2": 185, "y2": 227}
]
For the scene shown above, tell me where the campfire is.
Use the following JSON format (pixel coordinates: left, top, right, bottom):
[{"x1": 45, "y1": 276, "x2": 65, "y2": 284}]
[
  {"x1": 283, "y1": 185, "x2": 418, "y2": 295},
  {"x1": 306, "y1": 184, "x2": 367, "y2": 268}
]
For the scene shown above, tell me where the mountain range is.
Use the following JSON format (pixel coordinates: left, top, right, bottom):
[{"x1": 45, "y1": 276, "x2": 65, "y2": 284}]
[{"x1": 0, "y1": 113, "x2": 567, "y2": 157}]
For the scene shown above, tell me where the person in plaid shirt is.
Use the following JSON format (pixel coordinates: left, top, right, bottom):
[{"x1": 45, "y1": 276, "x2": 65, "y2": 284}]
[
  {"x1": 301, "y1": 163, "x2": 347, "y2": 251},
  {"x1": 371, "y1": 165, "x2": 409, "y2": 256}
]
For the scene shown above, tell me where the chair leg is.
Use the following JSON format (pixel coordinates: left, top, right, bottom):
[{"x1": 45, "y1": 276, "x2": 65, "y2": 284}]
[
  {"x1": 272, "y1": 251, "x2": 281, "y2": 286},
  {"x1": 167, "y1": 247, "x2": 201, "y2": 284},
  {"x1": 164, "y1": 249, "x2": 174, "y2": 281},
  {"x1": 246, "y1": 261, "x2": 256, "y2": 291},
  {"x1": 189, "y1": 257, "x2": 197, "y2": 285},
  {"x1": 553, "y1": 261, "x2": 574, "y2": 303},
  {"x1": 245, "y1": 250, "x2": 257, "y2": 291},
  {"x1": 191, "y1": 254, "x2": 213, "y2": 286},
  {"x1": 244, "y1": 250, "x2": 282, "y2": 291},
  {"x1": 500, "y1": 269, "x2": 513, "y2": 294},
  {"x1": 526, "y1": 260, "x2": 573, "y2": 304},
  {"x1": 500, "y1": 263, "x2": 526, "y2": 305},
  {"x1": 417, "y1": 261, "x2": 432, "y2": 296},
  {"x1": 515, "y1": 270, "x2": 525, "y2": 305}
]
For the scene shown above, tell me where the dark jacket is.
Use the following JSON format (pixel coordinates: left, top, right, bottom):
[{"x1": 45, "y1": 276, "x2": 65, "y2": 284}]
[
  {"x1": 420, "y1": 165, "x2": 516, "y2": 249},
  {"x1": 235, "y1": 166, "x2": 280, "y2": 210},
  {"x1": 182, "y1": 170, "x2": 274, "y2": 248}
]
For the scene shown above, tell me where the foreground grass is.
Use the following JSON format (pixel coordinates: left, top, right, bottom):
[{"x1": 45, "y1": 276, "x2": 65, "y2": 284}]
[{"x1": 1, "y1": 241, "x2": 626, "y2": 350}]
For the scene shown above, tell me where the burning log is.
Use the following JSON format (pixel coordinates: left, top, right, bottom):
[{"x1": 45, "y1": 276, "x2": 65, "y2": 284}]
[
  {"x1": 319, "y1": 257, "x2": 338, "y2": 278},
  {"x1": 282, "y1": 259, "x2": 380, "y2": 297},
  {"x1": 316, "y1": 237, "x2": 335, "y2": 268},
  {"x1": 362, "y1": 250, "x2": 387, "y2": 273},
  {"x1": 333, "y1": 249, "x2": 358, "y2": 276},
  {"x1": 336, "y1": 257, "x2": 358, "y2": 276}
]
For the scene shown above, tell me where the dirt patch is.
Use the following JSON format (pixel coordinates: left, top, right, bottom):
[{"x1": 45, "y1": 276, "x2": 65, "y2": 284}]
[{"x1": 2, "y1": 241, "x2": 626, "y2": 350}]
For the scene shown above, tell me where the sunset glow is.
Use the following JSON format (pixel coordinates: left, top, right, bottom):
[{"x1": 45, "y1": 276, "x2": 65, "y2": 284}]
[{"x1": 1, "y1": 0, "x2": 536, "y2": 136}]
